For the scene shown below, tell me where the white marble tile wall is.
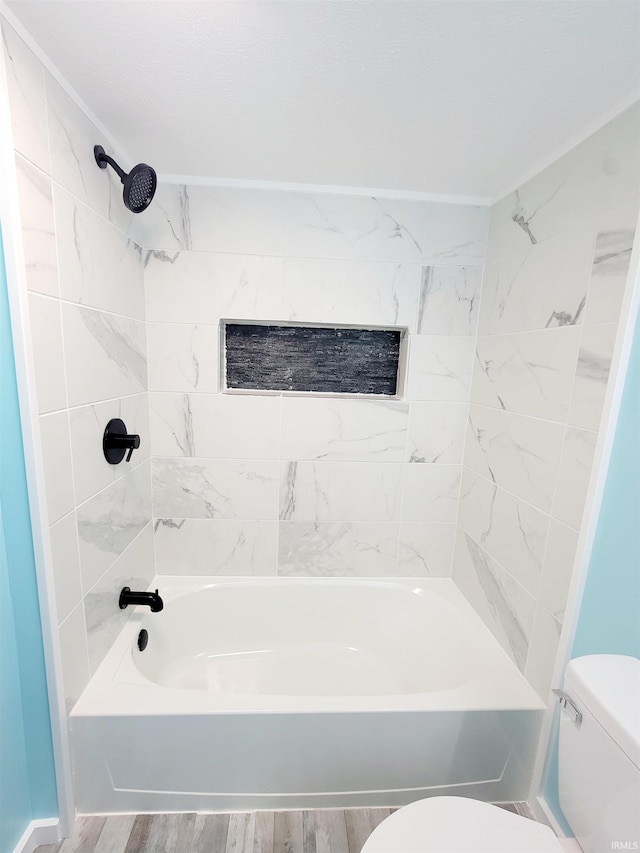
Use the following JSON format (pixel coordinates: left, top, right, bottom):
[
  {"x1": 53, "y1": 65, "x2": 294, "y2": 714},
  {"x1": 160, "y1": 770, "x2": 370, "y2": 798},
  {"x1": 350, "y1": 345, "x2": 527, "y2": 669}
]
[
  {"x1": 453, "y1": 104, "x2": 640, "y2": 699},
  {"x1": 139, "y1": 183, "x2": 489, "y2": 579},
  {"x1": 2, "y1": 21, "x2": 153, "y2": 714},
  {"x1": 7, "y1": 14, "x2": 636, "y2": 718}
]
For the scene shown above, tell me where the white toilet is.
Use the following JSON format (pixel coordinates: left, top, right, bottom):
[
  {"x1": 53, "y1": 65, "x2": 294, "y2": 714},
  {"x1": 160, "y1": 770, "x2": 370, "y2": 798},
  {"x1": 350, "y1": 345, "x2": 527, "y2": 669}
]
[{"x1": 362, "y1": 655, "x2": 640, "y2": 853}]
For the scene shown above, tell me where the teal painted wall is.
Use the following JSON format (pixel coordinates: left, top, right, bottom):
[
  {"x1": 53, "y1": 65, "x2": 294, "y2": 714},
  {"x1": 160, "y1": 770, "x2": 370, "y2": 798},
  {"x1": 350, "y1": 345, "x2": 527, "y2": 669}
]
[
  {"x1": 543, "y1": 308, "x2": 640, "y2": 830},
  {"x1": 0, "y1": 230, "x2": 57, "y2": 852}
]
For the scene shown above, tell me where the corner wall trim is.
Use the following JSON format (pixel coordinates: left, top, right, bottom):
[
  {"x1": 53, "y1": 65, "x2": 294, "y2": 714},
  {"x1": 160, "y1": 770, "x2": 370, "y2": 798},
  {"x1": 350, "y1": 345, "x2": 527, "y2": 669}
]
[{"x1": 12, "y1": 818, "x2": 60, "y2": 853}]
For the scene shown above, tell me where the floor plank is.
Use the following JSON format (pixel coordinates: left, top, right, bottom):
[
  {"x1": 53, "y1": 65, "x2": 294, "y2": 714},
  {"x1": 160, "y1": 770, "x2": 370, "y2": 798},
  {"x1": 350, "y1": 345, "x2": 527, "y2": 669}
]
[
  {"x1": 94, "y1": 815, "x2": 137, "y2": 853},
  {"x1": 226, "y1": 812, "x2": 255, "y2": 853},
  {"x1": 148, "y1": 813, "x2": 197, "y2": 852},
  {"x1": 366, "y1": 809, "x2": 390, "y2": 834},
  {"x1": 273, "y1": 810, "x2": 304, "y2": 853},
  {"x1": 314, "y1": 809, "x2": 349, "y2": 853},
  {"x1": 58, "y1": 817, "x2": 106, "y2": 853},
  {"x1": 302, "y1": 811, "x2": 318, "y2": 853},
  {"x1": 253, "y1": 811, "x2": 275, "y2": 853},
  {"x1": 344, "y1": 810, "x2": 373, "y2": 853},
  {"x1": 192, "y1": 813, "x2": 230, "y2": 852},
  {"x1": 123, "y1": 815, "x2": 153, "y2": 853}
]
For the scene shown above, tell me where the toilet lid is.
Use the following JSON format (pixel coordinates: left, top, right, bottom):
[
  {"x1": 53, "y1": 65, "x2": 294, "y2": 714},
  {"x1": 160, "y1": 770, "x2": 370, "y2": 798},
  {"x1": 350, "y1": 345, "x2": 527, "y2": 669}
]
[{"x1": 361, "y1": 797, "x2": 564, "y2": 853}]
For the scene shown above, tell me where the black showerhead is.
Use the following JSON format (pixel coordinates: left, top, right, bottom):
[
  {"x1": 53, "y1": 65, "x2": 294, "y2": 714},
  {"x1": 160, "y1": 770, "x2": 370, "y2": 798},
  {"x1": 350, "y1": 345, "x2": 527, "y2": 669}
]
[{"x1": 94, "y1": 145, "x2": 157, "y2": 213}]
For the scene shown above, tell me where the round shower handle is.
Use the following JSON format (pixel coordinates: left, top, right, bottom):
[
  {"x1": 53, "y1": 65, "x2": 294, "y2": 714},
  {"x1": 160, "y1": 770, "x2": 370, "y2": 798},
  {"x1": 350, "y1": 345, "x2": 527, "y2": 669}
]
[{"x1": 103, "y1": 418, "x2": 141, "y2": 464}]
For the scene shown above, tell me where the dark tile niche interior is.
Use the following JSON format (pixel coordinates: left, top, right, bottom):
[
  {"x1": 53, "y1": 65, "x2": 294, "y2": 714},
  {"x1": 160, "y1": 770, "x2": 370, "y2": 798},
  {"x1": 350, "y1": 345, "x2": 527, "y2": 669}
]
[{"x1": 224, "y1": 323, "x2": 401, "y2": 395}]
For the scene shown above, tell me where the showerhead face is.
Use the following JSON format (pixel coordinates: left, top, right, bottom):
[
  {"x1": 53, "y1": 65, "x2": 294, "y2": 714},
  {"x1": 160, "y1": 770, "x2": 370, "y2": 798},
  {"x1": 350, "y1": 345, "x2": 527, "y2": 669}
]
[
  {"x1": 94, "y1": 145, "x2": 157, "y2": 214},
  {"x1": 124, "y1": 163, "x2": 157, "y2": 213}
]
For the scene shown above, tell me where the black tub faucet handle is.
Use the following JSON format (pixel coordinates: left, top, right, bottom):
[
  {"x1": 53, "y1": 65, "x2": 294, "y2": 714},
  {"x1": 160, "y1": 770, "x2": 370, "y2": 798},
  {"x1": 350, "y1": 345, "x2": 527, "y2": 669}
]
[{"x1": 103, "y1": 418, "x2": 141, "y2": 464}]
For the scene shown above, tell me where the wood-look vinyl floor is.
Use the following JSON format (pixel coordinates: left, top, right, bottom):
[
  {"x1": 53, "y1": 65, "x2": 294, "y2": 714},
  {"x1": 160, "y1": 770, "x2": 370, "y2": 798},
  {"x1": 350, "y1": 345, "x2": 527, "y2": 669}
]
[
  {"x1": 35, "y1": 809, "x2": 390, "y2": 853},
  {"x1": 35, "y1": 803, "x2": 533, "y2": 853}
]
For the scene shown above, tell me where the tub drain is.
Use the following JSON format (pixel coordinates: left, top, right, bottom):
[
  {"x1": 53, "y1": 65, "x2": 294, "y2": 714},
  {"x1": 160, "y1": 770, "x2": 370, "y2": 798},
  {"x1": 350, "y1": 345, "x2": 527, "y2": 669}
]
[{"x1": 137, "y1": 629, "x2": 149, "y2": 652}]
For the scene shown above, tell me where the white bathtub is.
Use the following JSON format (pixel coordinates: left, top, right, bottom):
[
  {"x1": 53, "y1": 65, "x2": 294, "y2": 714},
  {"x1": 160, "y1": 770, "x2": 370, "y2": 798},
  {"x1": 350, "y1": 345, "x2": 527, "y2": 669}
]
[{"x1": 70, "y1": 577, "x2": 544, "y2": 813}]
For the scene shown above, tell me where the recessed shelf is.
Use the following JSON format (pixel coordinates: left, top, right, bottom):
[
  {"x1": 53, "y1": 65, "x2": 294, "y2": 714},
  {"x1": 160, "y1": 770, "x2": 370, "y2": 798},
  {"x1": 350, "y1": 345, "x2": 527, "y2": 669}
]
[{"x1": 223, "y1": 321, "x2": 406, "y2": 397}]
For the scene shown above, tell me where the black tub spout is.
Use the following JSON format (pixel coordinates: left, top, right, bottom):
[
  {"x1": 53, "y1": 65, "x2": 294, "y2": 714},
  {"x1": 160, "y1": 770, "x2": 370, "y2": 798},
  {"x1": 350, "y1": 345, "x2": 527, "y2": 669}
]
[{"x1": 119, "y1": 587, "x2": 163, "y2": 612}]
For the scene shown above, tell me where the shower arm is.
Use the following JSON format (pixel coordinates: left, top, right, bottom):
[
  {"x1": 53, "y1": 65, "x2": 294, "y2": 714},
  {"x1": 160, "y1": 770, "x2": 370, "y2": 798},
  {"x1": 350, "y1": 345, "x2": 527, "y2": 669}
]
[{"x1": 94, "y1": 146, "x2": 127, "y2": 183}]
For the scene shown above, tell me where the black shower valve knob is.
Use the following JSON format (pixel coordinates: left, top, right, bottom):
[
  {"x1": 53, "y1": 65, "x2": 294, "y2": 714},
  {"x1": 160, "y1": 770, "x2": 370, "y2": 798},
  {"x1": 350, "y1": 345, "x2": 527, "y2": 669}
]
[{"x1": 103, "y1": 418, "x2": 141, "y2": 464}]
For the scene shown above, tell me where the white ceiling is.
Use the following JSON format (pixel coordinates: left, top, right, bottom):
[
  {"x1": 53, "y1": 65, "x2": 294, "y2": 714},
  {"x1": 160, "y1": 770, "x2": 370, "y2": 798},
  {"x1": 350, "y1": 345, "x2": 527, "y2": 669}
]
[{"x1": 6, "y1": 0, "x2": 640, "y2": 199}]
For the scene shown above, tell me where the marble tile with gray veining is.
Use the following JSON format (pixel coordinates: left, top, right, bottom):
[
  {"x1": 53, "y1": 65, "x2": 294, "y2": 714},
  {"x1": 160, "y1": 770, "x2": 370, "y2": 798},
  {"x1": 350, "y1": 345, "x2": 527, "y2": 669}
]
[
  {"x1": 40, "y1": 411, "x2": 75, "y2": 524},
  {"x1": 422, "y1": 203, "x2": 489, "y2": 266},
  {"x1": 417, "y1": 265, "x2": 482, "y2": 335},
  {"x1": 485, "y1": 191, "x2": 538, "y2": 259},
  {"x1": 283, "y1": 257, "x2": 421, "y2": 331},
  {"x1": 29, "y1": 292, "x2": 67, "y2": 413},
  {"x1": 147, "y1": 323, "x2": 219, "y2": 392},
  {"x1": 132, "y1": 184, "x2": 288, "y2": 256},
  {"x1": 285, "y1": 193, "x2": 425, "y2": 263},
  {"x1": 472, "y1": 327, "x2": 581, "y2": 421},
  {"x1": 585, "y1": 207, "x2": 637, "y2": 325},
  {"x1": 279, "y1": 461, "x2": 402, "y2": 523},
  {"x1": 183, "y1": 184, "x2": 287, "y2": 255},
  {"x1": 458, "y1": 468, "x2": 549, "y2": 596},
  {"x1": 150, "y1": 392, "x2": 280, "y2": 459},
  {"x1": 2, "y1": 21, "x2": 50, "y2": 172},
  {"x1": 54, "y1": 185, "x2": 145, "y2": 319},
  {"x1": 144, "y1": 250, "x2": 284, "y2": 324},
  {"x1": 128, "y1": 182, "x2": 193, "y2": 251},
  {"x1": 406, "y1": 335, "x2": 475, "y2": 402},
  {"x1": 401, "y1": 464, "x2": 461, "y2": 523},
  {"x1": 406, "y1": 401, "x2": 467, "y2": 464},
  {"x1": 477, "y1": 224, "x2": 595, "y2": 335},
  {"x1": 45, "y1": 74, "x2": 113, "y2": 223},
  {"x1": 69, "y1": 393, "x2": 150, "y2": 506},
  {"x1": 524, "y1": 606, "x2": 563, "y2": 700},
  {"x1": 280, "y1": 397, "x2": 409, "y2": 462},
  {"x1": 552, "y1": 427, "x2": 598, "y2": 531},
  {"x1": 452, "y1": 531, "x2": 536, "y2": 671},
  {"x1": 538, "y1": 520, "x2": 579, "y2": 624},
  {"x1": 464, "y1": 404, "x2": 565, "y2": 513},
  {"x1": 84, "y1": 523, "x2": 154, "y2": 673},
  {"x1": 277, "y1": 521, "x2": 399, "y2": 577},
  {"x1": 487, "y1": 104, "x2": 640, "y2": 254},
  {"x1": 568, "y1": 323, "x2": 617, "y2": 431},
  {"x1": 152, "y1": 458, "x2": 279, "y2": 520},
  {"x1": 76, "y1": 461, "x2": 152, "y2": 593},
  {"x1": 62, "y1": 303, "x2": 147, "y2": 406},
  {"x1": 50, "y1": 511, "x2": 82, "y2": 624},
  {"x1": 396, "y1": 523, "x2": 456, "y2": 577},
  {"x1": 57, "y1": 603, "x2": 91, "y2": 715},
  {"x1": 15, "y1": 153, "x2": 58, "y2": 296},
  {"x1": 154, "y1": 518, "x2": 278, "y2": 576}
]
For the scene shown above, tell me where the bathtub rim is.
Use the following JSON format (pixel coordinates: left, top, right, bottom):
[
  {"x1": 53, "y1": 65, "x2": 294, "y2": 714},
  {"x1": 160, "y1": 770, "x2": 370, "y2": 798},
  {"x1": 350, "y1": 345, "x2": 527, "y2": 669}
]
[{"x1": 72, "y1": 576, "x2": 544, "y2": 717}]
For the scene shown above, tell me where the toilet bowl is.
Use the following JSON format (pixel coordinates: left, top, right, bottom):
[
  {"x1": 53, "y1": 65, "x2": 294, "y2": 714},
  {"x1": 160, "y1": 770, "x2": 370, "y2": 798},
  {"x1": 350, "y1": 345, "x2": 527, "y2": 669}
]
[
  {"x1": 361, "y1": 796, "x2": 562, "y2": 852},
  {"x1": 362, "y1": 655, "x2": 640, "y2": 853}
]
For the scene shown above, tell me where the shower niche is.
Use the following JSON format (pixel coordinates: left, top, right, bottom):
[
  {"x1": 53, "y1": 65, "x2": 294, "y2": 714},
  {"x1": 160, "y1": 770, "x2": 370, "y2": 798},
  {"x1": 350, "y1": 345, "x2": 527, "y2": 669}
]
[{"x1": 222, "y1": 320, "x2": 408, "y2": 397}]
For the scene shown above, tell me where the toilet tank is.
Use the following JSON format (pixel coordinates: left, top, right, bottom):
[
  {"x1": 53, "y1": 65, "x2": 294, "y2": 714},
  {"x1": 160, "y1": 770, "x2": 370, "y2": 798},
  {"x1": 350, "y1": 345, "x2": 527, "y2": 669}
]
[{"x1": 558, "y1": 655, "x2": 640, "y2": 853}]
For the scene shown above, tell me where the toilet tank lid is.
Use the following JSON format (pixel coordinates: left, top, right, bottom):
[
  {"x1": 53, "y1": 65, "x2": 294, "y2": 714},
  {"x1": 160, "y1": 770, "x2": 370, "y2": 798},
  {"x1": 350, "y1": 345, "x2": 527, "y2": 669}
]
[{"x1": 565, "y1": 655, "x2": 640, "y2": 769}]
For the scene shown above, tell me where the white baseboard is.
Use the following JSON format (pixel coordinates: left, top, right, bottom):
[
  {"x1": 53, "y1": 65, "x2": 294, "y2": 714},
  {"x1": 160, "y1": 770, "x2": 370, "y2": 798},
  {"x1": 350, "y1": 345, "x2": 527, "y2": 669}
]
[{"x1": 12, "y1": 818, "x2": 60, "y2": 853}]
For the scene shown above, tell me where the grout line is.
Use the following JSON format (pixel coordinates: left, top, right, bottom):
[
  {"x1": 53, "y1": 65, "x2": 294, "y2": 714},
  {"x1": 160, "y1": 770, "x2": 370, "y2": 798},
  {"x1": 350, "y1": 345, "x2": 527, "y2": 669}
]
[
  {"x1": 80, "y1": 520, "x2": 154, "y2": 601},
  {"x1": 73, "y1": 455, "x2": 151, "y2": 512},
  {"x1": 27, "y1": 288, "x2": 147, "y2": 324},
  {"x1": 37, "y1": 389, "x2": 148, "y2": 417},
  {"x1": 460, "y1": 527, "x2": 539, "y2": 610},
  {"x1": 469, "y1": 399, "x2": 599, "y2": 432}
]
